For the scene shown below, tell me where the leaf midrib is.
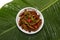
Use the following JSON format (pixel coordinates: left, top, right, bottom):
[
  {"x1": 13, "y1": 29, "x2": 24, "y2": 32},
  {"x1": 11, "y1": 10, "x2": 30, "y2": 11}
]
[
  {"x1": 0, "y1": 26, "x2": 16, "y2": 37},
  {"x1": 0, "y1": 0, "x2": 58, "y2": 37}
]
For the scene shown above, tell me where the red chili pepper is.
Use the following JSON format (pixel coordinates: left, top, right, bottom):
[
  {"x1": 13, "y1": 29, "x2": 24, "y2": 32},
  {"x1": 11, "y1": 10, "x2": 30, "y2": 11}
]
[{"x1": 27, "y1": 19, "x2": 32, "y2": 23}]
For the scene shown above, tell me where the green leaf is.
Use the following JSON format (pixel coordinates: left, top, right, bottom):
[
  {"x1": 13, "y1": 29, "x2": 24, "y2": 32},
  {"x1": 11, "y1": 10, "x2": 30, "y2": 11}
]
[
  {"x1": 0, "y1": 0, "x2": 60, "y2": 40},
  {"x1": 22, "y1": 0, "x2": 58, "y2": 12}
]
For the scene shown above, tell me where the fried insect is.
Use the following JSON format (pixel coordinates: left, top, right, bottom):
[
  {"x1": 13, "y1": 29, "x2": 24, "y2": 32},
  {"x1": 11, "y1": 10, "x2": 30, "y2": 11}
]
[{"x1": 19, "y1": 9, "x2": 42, "y2": 32}]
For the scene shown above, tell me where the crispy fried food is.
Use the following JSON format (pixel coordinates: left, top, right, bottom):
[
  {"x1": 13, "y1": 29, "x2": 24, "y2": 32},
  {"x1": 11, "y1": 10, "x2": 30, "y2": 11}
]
[{"x1": 19, "y1": 9, "x2": 42, "y2": 32}]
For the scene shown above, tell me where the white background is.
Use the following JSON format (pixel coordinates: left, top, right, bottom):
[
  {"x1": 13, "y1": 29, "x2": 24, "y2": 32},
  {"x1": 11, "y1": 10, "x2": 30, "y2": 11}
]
[{"x1": 0, "y1": 0, "x2": 13, "y2": 9}]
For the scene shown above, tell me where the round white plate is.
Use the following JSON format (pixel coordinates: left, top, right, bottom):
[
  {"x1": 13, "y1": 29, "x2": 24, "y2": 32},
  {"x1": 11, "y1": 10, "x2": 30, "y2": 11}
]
[{"x1": 16, "y1": 7, "x2": 44, "y2": 34}]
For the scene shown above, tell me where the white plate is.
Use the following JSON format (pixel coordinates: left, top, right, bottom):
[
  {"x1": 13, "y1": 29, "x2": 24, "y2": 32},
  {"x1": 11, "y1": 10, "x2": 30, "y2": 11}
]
[{"x1": 16, "y1": 7, "x2": 44, "y2": 34}]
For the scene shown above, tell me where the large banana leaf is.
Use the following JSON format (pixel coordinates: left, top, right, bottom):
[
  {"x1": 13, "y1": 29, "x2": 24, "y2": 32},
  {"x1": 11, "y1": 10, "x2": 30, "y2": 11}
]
[{"x1": 0, "y1": 0, "x2": 60, "y2": 40}]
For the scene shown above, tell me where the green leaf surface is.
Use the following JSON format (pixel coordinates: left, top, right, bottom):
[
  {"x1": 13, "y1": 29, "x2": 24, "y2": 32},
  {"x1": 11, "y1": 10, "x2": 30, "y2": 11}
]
[{"x1": 0, "y1": 0, "x2": 60, "y2": 40}]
